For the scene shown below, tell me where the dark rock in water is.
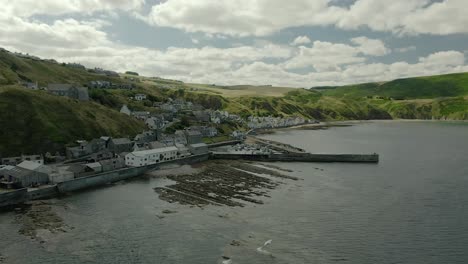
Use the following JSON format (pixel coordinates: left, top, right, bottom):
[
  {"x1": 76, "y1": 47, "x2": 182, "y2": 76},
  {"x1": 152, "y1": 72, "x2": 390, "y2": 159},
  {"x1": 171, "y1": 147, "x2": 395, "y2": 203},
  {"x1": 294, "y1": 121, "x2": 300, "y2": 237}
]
[
  {"x1": 230, "y1": 240, "x2": 241, "y2": 246},
  {"x1": 222, "y1": 256, "x2": 230, "y2": 260},
  {"x1": 154, "y1": 160, "x2": 294, "y2": 207},
  {"x1": 15, "y1": 200, "x2": 67, "y2": 239},
  {"x1": 162, "y1": 209, "x2": 177, "y2": 214}
]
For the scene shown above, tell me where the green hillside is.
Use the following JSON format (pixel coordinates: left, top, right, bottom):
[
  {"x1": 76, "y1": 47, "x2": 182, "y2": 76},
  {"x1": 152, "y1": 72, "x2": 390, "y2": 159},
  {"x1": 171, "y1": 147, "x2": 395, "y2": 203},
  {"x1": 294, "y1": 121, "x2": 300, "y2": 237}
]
[
  {"x1": 219, "y1": 89, "x2": 390, "y2": 120},
  {"x1": 0, "y1": 86, "x2": 145, "y2": 156},
  {"x1": 318, "y1": 72, "x2": 468, "y2": 99}
]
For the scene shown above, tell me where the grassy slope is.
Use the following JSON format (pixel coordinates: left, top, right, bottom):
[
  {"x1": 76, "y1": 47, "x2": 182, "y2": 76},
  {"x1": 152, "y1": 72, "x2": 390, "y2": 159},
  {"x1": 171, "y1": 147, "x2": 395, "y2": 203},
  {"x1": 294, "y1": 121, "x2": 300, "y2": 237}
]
[
  {"x1": 314, "y1": 73, "x2": 468, "y2": 120},
  {"x1": 186, "y1": 83, "x2": 296, "y2": 97},
  {"x1": 0, "y1": 51, "x2": 131, "y2": 86},
  {"x1": 0, "y1": 86, "x2": 145, "y2": 156},
  {"x1": 319, "y1": 72, "x2": 468, "y2": 99}
]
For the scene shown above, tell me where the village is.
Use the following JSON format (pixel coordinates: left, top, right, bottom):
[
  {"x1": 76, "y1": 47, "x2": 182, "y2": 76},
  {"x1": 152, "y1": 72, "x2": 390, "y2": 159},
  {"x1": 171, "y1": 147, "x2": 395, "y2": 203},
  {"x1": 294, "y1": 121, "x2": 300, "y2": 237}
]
[{"x1": 0, "y1": 80, "x2": 314, "y2": 193}]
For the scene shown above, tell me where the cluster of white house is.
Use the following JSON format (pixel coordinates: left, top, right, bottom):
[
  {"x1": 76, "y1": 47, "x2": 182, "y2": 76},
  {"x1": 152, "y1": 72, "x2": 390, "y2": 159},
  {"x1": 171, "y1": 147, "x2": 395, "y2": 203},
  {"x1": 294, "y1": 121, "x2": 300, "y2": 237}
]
[
  {"x1": 125, "y1": 146, "x2": 179, "y2": 167},
  {"x1": 247, "y1": 116, "x2": 310, "y2": 129}
]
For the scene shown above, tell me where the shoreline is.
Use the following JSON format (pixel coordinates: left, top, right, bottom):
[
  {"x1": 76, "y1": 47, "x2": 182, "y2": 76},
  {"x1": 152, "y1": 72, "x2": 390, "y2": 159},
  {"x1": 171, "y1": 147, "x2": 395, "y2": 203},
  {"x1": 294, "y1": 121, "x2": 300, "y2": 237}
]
[{"x1": 255, "y1": 119, "x2": 468, "y2": 134}]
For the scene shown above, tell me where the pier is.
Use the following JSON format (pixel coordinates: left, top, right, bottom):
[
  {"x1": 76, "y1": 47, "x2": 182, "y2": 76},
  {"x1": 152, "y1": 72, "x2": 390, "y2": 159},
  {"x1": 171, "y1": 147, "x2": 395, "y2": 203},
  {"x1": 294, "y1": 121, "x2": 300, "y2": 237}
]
[
  {"x1": 211, "y1": 153, "x2": 379, "y2": 163},
  {"x1": 247, "y1": 136, "x2": 306, "y2": 153}
]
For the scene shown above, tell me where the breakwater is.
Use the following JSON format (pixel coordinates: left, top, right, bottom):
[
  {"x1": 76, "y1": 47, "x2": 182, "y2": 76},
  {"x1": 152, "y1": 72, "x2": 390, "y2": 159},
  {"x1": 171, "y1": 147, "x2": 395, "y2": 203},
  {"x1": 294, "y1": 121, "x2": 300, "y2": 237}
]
[
  {"x1": 212, "y1": 153, "x2": 379, "y2": 163},
  {"x1": 207, "y1": 140, "x2": 242, "y2": 149}
]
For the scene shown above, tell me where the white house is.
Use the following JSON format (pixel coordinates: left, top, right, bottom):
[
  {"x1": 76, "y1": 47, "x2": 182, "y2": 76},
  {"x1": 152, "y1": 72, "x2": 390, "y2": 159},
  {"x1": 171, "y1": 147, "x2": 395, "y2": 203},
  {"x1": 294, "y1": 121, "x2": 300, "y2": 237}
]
[
  {"x1": 134, "y1": 94, "x2": 147, "y2": 101},
  {"x1": 125, "y1": 146, "x2": 178, "y2": 167}
]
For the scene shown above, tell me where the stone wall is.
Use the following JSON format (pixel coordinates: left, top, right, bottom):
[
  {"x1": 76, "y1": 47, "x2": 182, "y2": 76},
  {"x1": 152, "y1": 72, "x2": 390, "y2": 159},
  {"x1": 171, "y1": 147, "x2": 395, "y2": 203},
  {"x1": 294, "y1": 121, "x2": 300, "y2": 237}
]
[
  {"x1": 0, "y1": 189, "x2": 28, "y2": 208},
  {"x1": 27, "y1": 186, "x2": 59, "y2": 200}
]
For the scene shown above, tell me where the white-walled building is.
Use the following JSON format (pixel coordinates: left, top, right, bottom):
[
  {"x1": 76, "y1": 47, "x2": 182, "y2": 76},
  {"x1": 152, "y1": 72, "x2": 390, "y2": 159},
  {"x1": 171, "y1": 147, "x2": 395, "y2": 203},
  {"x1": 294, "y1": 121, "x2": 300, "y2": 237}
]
[
  {"x1": 125, "y1": 146, "x2": 178, "y2": 167},
  {"x1": 134, "y1": 94, "x2": 147, "y2": 101}
]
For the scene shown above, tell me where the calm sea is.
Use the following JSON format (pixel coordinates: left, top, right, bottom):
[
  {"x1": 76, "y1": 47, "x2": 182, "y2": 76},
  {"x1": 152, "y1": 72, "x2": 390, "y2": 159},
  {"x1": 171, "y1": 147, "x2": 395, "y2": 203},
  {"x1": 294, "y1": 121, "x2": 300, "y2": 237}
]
[{"x1": 1, "y1": 121, "x2": 467, "y2": 264}]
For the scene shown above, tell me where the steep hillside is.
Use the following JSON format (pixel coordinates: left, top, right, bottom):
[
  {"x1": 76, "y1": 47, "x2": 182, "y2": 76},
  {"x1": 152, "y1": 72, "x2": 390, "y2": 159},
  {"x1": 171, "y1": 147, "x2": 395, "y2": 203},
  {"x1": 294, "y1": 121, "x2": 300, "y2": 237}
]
[
  {"x1": 223, "y1": 89, "x2": 392, "y2": 120},
  {"x1": 0, "y1": 50, "x2": 128, "y2": 86},
  {"x1": 318, "y1": 72, "x2": 468, "y2": 99},
  {"x1": 0, "y1": 86, "x2": 145, "y2": 156}
]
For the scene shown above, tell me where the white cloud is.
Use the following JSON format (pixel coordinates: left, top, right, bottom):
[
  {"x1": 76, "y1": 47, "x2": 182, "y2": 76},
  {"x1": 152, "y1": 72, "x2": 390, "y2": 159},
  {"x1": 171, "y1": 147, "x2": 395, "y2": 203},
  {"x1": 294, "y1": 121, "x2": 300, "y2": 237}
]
[
  {"x1": 291, "y1": 36, "x2": 311, "y2": 46},
  {"x1": 283, "y1": 37, "x2": 389, "y2": 71},
  {"x1": 144, "y1": 0, "x2": 468, "y2": 36},
  {"x1": 283, "y1": 41, "x2": 364, "y2": 71},
  {"x1": 146, "y1": 0, "x2": 342, "y2": 37},
  {"x1": 350, "y1": 37, "x2": 390, "y2": 56},
  {"x1": 0, "y1": 16, "x2": 109, "y2": 50},
  {"x1": 0, "y1": 10, "x2": 466, "y2": 88},
  {"x1": 1, "y1": 0, "x2": 145, "y2": 17}
]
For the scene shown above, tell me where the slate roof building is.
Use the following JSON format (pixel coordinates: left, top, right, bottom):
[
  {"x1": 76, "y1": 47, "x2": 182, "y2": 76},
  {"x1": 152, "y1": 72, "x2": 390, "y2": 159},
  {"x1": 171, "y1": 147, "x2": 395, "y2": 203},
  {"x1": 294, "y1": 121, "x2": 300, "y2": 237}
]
[
  {"x1": 0, "y1": 161, "x2": 50, "y2": 188},
  {"x1": 109, "y1": 138, "x2": 133, "y2": 154},
  {"x1": 47, "y1": 84, "x2": 89, "y2": 101}
]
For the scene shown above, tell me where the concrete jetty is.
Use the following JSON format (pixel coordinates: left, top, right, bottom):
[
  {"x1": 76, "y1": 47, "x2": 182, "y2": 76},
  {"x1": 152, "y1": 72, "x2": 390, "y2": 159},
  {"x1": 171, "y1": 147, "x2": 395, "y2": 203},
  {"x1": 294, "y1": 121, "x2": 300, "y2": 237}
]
[
  {"x1": 247, "y1": 136, "x2": 306, "y2": 153},
  {"x1": 211, "y1": 152, "x2": 379, "y2": 163}
]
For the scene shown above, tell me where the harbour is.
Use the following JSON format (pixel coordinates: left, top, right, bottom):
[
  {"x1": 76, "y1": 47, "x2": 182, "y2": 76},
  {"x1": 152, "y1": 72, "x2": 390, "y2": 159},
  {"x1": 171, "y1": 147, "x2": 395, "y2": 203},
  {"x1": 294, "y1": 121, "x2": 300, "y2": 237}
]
[
  {"x1": 1, "y1": 121, "x2": 467, "y2": 264},
  {"x1": 1, "y1": 134, "x2": 379, "y2": 209}
]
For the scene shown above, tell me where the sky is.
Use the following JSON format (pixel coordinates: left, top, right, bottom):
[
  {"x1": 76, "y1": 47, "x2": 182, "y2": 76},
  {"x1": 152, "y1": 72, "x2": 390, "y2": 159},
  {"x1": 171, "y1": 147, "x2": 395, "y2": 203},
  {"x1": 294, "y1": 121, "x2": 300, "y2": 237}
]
[{"x1": 1, "y1": 0, "x2": 467, "y2": 88}]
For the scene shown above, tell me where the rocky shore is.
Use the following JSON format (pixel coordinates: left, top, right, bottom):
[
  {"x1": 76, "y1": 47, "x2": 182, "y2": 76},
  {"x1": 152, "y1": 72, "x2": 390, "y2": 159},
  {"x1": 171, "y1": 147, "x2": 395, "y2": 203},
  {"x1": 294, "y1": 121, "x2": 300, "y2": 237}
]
[
  {"x1": 153, "y1": 160, "x2": 299, "y2": 207},
  {"x1": 14, "y1": 200, "x2": 68, "y2": 240}
]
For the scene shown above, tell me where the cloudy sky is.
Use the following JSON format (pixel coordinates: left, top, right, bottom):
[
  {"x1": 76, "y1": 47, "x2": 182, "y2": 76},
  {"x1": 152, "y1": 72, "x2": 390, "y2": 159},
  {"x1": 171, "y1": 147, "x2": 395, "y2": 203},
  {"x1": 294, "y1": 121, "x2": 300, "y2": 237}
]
[{"x1": 1, "y1": 0, "x2": 467, "y2": 87}]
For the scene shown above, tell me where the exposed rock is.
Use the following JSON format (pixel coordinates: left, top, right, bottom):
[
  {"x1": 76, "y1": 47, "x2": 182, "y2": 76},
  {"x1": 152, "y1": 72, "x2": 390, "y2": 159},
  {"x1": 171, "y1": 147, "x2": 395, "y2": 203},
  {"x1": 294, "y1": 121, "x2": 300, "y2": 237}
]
[
  {"x1": 162, "y1": 209, "x2": 178, "y2": 214},
  {"x1": 230, "y1": 240, "x2": 241, "y2": 246},
  {"x1": 15, "y1": 200, "x2": 66, "y2": 239},
  {"x1": 154, "y1": 160, "x2": 294, "y2": 207}
]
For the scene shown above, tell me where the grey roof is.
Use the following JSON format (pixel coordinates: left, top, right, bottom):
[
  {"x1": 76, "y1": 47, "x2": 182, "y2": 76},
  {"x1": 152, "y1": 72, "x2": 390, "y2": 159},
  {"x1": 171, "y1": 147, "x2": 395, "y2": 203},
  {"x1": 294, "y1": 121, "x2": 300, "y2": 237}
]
[
  {"x1": 186, "y1": 130, "x2": 202, "y2": 136},
  {"x1": 100, "y1": 136, "x2": 111, "y2": 141},
  {"x1": 1, "y1": 166, "x2": 32, "y2": 179},
  {"x1": 0, "y1": 165, "x2": 15, "y2": 173},
  {"x1": 66, "y1": 164, "x2": 86, "y2": 173},
  {"x1": 149, "y1": 141, "x2": 167, "y2": 149},
  {"x1": 99, "y1": 158, "x2": 124, "y2": 166},
  {"x1": 86, "y1": 162, "x2": 102, "y2": 169},
  {"x1": 112, "y1": 138, "x2": 132, "y2": 145},
  {"x1": 17, "y1": 161, "x2": 42, "y2": 171},
  {"x1": 190, "y1": 143, "x2": 208, "y2": 148},
  {"x1": 128, "y1": 146, "x2": 178, "y2": 157}
]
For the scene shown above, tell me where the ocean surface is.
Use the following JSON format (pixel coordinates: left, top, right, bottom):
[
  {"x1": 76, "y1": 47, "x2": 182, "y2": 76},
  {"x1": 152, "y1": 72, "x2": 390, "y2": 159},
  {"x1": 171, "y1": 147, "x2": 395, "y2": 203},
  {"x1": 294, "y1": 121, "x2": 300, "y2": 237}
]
[{"x1": 1, "y1": 121, "x2": 467, "y2": 264}]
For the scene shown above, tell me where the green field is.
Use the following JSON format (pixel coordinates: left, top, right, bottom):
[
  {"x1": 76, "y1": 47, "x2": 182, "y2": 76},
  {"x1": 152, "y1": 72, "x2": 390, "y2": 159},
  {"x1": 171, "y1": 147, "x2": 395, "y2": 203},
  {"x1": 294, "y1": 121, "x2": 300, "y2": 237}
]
[{"x1": 317, "y1": 72, "x2": 468, "y2": 99}]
